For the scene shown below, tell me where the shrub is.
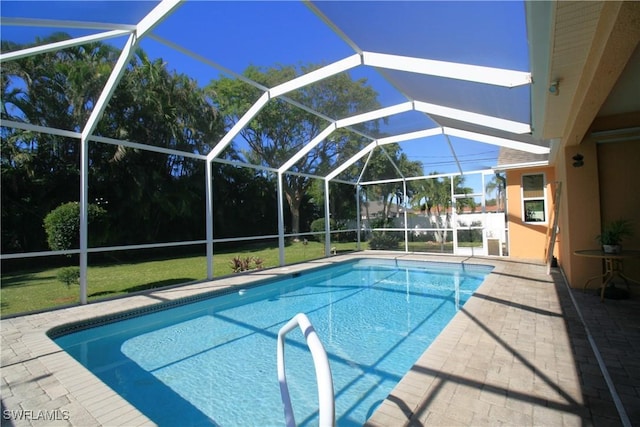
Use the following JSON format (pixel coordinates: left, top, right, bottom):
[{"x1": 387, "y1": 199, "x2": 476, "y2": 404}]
[
  {"x1": 457, "y1": 229, "x2": 483, "y2": 243},
  {"x1": 310, "y1": 218, "x2": 357, "y2": 243},
  {"x1": 43, "y1": 202, "x2": 107, "y2": 251},
  {"x1": 334, "y1": 220, "x2": 356, "y2": 243},
  {"x1": 229, "y1": 256, "x2": 264, "y2": 273},
  {"x1": 310, "y1": 218, "x2": 336, "y2": 243},
  {"x1": 56, "y1": 267, "x2": 80, "y2": 287},
  {"x1": 253, "y1": 257, "x2": 264, "y2": 269},
  {"x1": 370, "y1": 217, "x2": 394, "y2": 229},
  {"x1": 368, "y1": 231, "x2": 400, "y2": 250},
  {"x1": 457, "y1": 221, "x2": 483, "y2": 243}
]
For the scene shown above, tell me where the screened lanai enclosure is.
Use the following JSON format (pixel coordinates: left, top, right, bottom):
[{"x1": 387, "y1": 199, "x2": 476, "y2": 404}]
[{"x1": 1, "y1": 0, "x2": 552, "y2": 313}]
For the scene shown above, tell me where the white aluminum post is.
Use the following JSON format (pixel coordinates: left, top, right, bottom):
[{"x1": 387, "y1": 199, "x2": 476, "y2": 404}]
[
  {"x1": 78, "y1": 34, "x2": 136, "y2": 305},
  {"x1": 414, "y1": 100, "x2": 530, "y2": 134},
  {"x1": 277, "y1": 172, "x2": 286, "y2": 266},
  {"x1": 403, "y1": 180, "x2": 409, "y2": 252},
  {"x1": 324, "y1": 179, "x2": 331, "y2": 256},
  {"x1": 74, "y1": 1, "x2": 180, "y2": 304},
  {"x1": 0, "y1": 30, "x2": 132, "y2": 62},
  {"x1": 335, "y1": 102, "x2": 412, "y2": 129},
  {"x1": 445, "y1": 133, "x2": 464, "y2": 175},
  {"x1": 481, "y1": 173, "x2": 487, "y2": 213},
  {"x1": 208, "y1": 92, "x2": 270, "y2": 161},
  {"x1": 279, "y1": 125, "x2": 335, "y2": 174},
  {"x1": 481, "y1": 172, "x2": 487, "y2": 255},
  {"x1": 356, "y1": 185, "x2": 361, "y2": 250},
  {"x1": 443, "y1": 127, "x2": 550, "y2": 154},
  {"x1": 79, "y1": 135, "x2": 89, "y2": 305},
  {"x1": 325, "y1": 141, "x2": 377, "y2": 182},
  {"x1": 451, "y1": 177, "x2": 457, "y2": 253},
  {"x1": 270, "y1": 54, "x2": 360, "y2": 98},
  {"x1": 205, "y1": 160, "x2": 213, "y2": 279},
  {"x1": 361, "y1": 51, "x2": 531, "y2": 87}
]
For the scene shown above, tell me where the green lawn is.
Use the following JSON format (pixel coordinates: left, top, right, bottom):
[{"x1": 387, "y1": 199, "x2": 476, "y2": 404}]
[
  {"x1": 0, "y1": 241, "x2": 359, "y2": 317},
  {"x1": 406, "y1": 241, "x2": 454, "y2": 252},
  {"x1": 0, "y1": 239, "x2": 464, "y2": 317}
]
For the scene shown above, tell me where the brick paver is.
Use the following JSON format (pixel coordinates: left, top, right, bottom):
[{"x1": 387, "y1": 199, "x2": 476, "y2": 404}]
[
  {"x1": 1, "y1": 253, "x2": 637, "y2": 426},
  {"x1": 366, "y1": 256, "x2": 638, "y2": 427}
]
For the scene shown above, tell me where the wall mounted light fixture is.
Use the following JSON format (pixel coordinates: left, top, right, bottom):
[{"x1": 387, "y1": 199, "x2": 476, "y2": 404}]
[
  {"x1": 549, "y1": 80, "x2": 560, "y2": 96},
  {"x1": 572, "y1": 153, "x2": 584, "y2": 167}
]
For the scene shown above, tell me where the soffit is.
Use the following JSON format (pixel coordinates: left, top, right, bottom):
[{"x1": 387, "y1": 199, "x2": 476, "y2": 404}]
[
  {"x1": 541, "y1": 1, "x2": 604, "y2": 140},
  {"x1": 539, "y1": 1, "x2": 640, "y2": 145},
  {"x1": 599, "y1": 43, "x2": 640, "y2": 118}
]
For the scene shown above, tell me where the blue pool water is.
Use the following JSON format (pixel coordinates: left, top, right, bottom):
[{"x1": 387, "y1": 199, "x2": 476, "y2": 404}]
[{"x1": 53, "y1": 258, "x2": 492, "y2": 426}]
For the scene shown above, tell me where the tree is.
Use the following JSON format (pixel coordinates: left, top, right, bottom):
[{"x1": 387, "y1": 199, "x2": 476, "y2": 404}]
[
  {"x1": 2, "y1": 34, "x2": 227, "y2": 251},
  {"x1": 411, "y1": 173, "x2": 473, "y2": 250},
  {"x1": 485, "y1": 172, "x2": 506, "y2": 211},
  {"x1": 1, "y1": 34, "x2": 119, "y2": 252},
  {"x1": 93, "y1": 48, "x2": 226, "y2": 244},
  {"x1": 43, "y1": 202, "x2": 107, "y2": 251},
  {"x1": 361, "y1": 143, "x2": 423, "y2": 222},
  {"x1": 306, "y1": 180, "x2": 357, "y2": 226},
  {"x1": 208, "y1": 64, "x2": 381, "y2": 236},
  {"x1": 210, "y1": 164, "x2": 278, "y2": 239}
]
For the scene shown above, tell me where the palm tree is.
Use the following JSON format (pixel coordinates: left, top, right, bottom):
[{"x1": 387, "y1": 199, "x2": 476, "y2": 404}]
[
  {"x1": 361, "y1": 144, "x2": 423, "y2": 223},
  {"x1": 411, "y1": 174, "x2": 452, "y2": 250},
  {"x1": 410, "y1": 173, "x2": 476, "y2": 250},
  {"x1": 485, "y1": 173, "x2": 506, "y2": 212}
]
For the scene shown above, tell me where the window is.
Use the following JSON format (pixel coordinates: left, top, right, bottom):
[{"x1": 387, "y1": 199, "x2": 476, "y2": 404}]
[{"x1": 522, "y1": 173, "x2": 546, "y2": 222}]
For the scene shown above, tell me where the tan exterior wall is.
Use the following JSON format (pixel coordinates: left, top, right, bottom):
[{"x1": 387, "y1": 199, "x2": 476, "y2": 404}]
[
  {"x1": 597, "y1": 139, "x2": 640, "y2": 285},
  {"x1": 558, "y1": 142, "x2": 602, "y2": 288},
  {"x1": 555, "y1": 130, "x2": 640, "y2": 289},
  {"x1": 505, "y1": 166, "x2": 556, "y2": 261}
]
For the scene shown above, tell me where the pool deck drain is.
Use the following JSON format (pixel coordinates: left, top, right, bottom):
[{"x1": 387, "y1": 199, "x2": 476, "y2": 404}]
[{"x1": 1, "y1": 252, "x2": 638, "y2": 426}]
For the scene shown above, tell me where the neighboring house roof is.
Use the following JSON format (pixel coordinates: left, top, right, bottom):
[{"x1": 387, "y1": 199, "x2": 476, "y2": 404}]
[
  {"x1": 363, "y1": 200, "x2": 385, "y2": 215},
  {"x1": 363, "y1": 200, "x2": 502, "y2": 216},
  {"x1": 496, "y1": 147, "x2": 549, "y2": 168},
  {"x1": 362, "y1": 200, "x2": 417, "y2": 217}
]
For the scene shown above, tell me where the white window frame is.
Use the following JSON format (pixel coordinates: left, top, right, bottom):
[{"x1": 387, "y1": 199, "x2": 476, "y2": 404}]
[{"x1": 521, "y1": 173, "x2": 547, "y2": 224}]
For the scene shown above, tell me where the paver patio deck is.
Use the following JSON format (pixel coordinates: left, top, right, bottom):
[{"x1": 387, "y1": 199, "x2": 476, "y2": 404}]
[{"x1": 1, "y1": 253, "x2": 638, "y2": 426}]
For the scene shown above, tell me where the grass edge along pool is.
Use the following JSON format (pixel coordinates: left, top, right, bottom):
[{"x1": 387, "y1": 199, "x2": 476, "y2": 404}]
[{"x1": 51, "y1": 258, "x2": 493, "y2": 426}]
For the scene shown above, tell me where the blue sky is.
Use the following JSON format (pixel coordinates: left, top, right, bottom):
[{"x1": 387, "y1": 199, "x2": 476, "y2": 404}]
[{"x1": 1, "y1": 1, "x2": 530, "y2": 177}]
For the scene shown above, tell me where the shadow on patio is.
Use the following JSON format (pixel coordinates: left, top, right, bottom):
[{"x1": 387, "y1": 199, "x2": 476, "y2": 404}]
[{"x1": 366, "y1": 263, "x2": 639, "y2": 426}]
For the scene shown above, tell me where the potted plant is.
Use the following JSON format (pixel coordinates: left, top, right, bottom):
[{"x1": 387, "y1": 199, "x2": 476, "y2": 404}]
[{"x1": 597, "y1": 219, "x2": 634, "y2": 254}]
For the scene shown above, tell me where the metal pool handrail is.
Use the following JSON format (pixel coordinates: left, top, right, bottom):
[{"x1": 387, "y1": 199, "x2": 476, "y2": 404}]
[{"x1": 277, "y1": 313, "x2": 335, "y2": 427}]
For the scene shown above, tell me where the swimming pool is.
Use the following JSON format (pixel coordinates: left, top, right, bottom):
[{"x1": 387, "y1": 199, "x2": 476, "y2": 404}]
[{"x1": 52, "y1": 258, "x2": 492, "y2": 426}]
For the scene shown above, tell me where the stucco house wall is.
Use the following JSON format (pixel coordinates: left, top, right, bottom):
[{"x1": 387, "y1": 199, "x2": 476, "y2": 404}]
[
  {"x1": 505, "y1": 166, "x2": 557, "y2": 261},
  {"x1": 556, "y1": 118, "x2": 640, "y2": 290}
]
